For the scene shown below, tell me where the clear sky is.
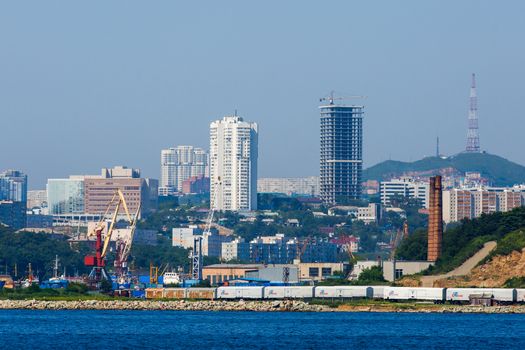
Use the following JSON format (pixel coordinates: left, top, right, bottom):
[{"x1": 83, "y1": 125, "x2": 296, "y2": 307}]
[{"x1": 1, "y1": 1, "x2": 524, "y2": 189}]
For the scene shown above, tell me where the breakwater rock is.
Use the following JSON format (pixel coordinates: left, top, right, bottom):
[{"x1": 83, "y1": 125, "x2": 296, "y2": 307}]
[
  {"x1": 2, "y1": 300, "x2": 525, "y2": 313},
  {"x1": 0, "y1": 299, "x2": 330, "y2": 312}
]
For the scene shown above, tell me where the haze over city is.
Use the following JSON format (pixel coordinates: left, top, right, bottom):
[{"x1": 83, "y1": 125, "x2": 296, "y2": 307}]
[{"x1": 1, "y1": 1, "x2": 524, "y2": 189}]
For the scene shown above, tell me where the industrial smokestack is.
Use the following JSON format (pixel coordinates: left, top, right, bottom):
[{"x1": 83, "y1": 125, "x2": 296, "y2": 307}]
[{"x1": 427, "y1": 176, "x2": 443, "y2": 262}]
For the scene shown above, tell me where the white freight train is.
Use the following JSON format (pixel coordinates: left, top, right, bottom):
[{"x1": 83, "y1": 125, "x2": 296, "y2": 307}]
[
  {"x1": 314, "y1": 286, "x2": 373, "y2": 299},
  {"x1": 446, "y1": 288, "x2": 516, "y2": 303},
  {"x1": 146, "y1": 286, "x2": 525, "y2": 304},
  {"x1": 384, "y1": 287, "x2": 446, "y2": 302},
  {"x1": 263, "y1": 286, "x2": 314, "y2": 299}
]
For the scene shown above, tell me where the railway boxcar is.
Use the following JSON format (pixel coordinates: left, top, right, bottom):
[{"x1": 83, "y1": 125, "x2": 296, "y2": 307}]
[
  {"x1": 447, "y1": 288, "x2": 516, "y2": 303},
  {"x1": 384, "y1": 287, "x2": 446, "y2": 302},
  {"x1": 314, "y1": 286, "x2": 372, "y2": 299},
  {"x1": 516, "y1": 289, "x2": 525, "y2": 303},
  {"x1": 186, "y1": 288, "x2": 216, "y2": 300},
  {"x1": 216, "y1": 286, "x2": 264, "y2": 299},
  {"x1": 263, "y1": 286, "x2": 314, "y2": 299},
  {"x1": 145, "y1": 288, "x2": 165, "y2": 299},
  {"x1": 163, "y1": 288, "x2": 186, "y2": 299},
  {"x1": 370, "y1": 286, "x2": 385, "y2": 299}
]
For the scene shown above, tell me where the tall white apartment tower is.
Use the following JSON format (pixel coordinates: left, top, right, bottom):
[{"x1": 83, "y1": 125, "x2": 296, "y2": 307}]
[
  {"x1": 210, "y1": 115, "x2": 258, "y2": 211},
  {"x1": 160, "y1": 146, "x2": 208, "y2": 195}
]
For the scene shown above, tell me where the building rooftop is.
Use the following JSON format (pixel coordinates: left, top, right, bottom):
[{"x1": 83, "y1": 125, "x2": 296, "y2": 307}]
[{"x1": 204, "y1": 264, "x2": 264, "y2": 269}]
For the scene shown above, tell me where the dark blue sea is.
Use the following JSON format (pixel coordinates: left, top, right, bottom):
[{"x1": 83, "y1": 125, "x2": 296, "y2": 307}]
[{"x1": 1, "y1": 310, "x2": 524, "y2": 349}]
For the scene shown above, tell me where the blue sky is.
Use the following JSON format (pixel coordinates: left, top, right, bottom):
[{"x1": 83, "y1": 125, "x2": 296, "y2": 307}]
[{"x1": 1, "y1": 1, "x2": 524, "y2": 189}]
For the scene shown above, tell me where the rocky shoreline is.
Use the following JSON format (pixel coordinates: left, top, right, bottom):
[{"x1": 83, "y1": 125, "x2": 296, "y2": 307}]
[
  {"x1": 2, "y1": 299, "x2": 525, "y2": 313},
  {"x1": 0, "y1": 299, "x2": 329, "y2": 312}
]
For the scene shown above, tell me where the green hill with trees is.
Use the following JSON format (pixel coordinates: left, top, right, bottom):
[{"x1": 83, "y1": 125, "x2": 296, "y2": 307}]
[
  {"x1": 396, "y1": 207, "x2": 525, "y2": 274},
  {"x1": 364, "y1": 152, "x2": 525, "y2": 186}
]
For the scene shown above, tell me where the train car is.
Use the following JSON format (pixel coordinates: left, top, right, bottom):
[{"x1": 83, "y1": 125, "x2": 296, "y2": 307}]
[
  {"x1": 163, "y1": 288, "x2": 186, "y2": 299},
  {"x1": 263, "y1": 286, "x2": 314, "y2": 299},
  {"x1": 186, "y1": 288, "x2": 216, "y2": 300},
  {"x1": 216, "y1": 286, "x2": 264, "y2": 299},
  {"x1": 314, "y1": 286, "x2": 372, "y2": 299},
  {"x1": 145, "y1": 288, "x2": 165, "y2": 299},
  {"x1": 516, "y1": 289, "x2": 525, "y2": 303},
  {"x1": 447, "y1": 288, "x2": 516, "y2": 303},
  {"x1": 370, "y1": 286, "x2": 385, "y2": 299},
  {"x1": 384, "y1": 287, "x2": 446, "y2": 302}
]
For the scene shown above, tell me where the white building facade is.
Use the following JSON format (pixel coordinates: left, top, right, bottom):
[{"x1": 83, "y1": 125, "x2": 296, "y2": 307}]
[
  {"x1": 257, "y1": 176, "x2": 320, "y2": 196},
  {"x1": 380, "y1": 177, "x2": 430, "y2": 208},
  {"x1": 160, "y1": 146, "x2": 208, "y2": 195},
  {"x1": 210, "y1": 116, "x2": 258, "y2": 211}
]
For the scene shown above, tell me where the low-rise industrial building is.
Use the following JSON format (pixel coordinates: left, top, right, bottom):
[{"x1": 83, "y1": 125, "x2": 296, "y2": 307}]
[
  {"x1": 350, "y1": 260, "x2": 434, "y2": 282},
  {"x1": 297, "y1": 262, "x2": 349, "y2": 281},
  {"x1": 202, "y1": 264, "x2": 263, "y2": 286},
  {"x1": 245, "y1": 265, "x2": 299, "y2": 284}
]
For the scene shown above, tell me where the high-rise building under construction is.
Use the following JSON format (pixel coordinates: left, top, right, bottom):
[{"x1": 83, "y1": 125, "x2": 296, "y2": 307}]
[{"x1": 319, "y1": 100, "x2": 364, "y2": 204}]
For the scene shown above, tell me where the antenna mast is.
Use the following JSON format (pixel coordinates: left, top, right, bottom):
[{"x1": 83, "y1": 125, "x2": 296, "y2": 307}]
[{"x1": 466, "y1": 73, "x2": 480, "y2": 152}]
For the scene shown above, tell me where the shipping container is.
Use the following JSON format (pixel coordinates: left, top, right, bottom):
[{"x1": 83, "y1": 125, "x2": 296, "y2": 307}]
[
  {"x1": 186, "y1": 288, "x2": 216, "y2": 300},
  {"x1": 384, "y1": 287, "x2": 446, "y2": 301},
  {"x1": 314, "y1": 286, "x2": 372, "y2": 299},
  {"x1": 216, "y1": 286, "x2": 264, "y2": 299},
  {"x1": 263, "y1": 286, "x2": 314, "y2": 299},
  {"x1": 446, "y1": 288, "x2": 515, "y2": 302}
]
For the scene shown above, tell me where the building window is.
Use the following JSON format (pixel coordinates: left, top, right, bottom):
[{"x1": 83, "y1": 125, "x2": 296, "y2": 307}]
[
  {"x1": 321, "y1": 267, "x2": 332, "y2": 276},
  {"x1": 309, "y1": 267, "x2": 319, "y2": 277},
  {"x1": 395, "y1": 269, "x2": 403, "y2": 280}
]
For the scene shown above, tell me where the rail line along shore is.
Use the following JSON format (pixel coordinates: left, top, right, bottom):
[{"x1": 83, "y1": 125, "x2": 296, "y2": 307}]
[{"x1": 2, "y1": 299, "x2": 525, "y2": 313}]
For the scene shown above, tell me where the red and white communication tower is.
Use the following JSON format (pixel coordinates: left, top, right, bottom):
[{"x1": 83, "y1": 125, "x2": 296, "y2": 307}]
[{"x1": 466, "y1": 73, "x2": 480, "y2": 153}]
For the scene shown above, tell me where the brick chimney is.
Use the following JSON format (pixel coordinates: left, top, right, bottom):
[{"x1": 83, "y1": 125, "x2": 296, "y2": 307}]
[{"x1": 427, "y1": 176, "x2": 443, "y2": 261}]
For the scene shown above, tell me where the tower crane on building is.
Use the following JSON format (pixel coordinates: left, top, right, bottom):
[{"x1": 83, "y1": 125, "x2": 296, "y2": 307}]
[
  {"x1": 84, "y1": 189, "x2": 140, "y2": 288},
  {"x1": 319, "y1": 91, "x2": 367, "y2": 105}
]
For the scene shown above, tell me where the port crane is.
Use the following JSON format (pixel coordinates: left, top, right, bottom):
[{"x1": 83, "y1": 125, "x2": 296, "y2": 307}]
[
  {"x1": 84, "y1": 189, "x2": 140, "y2": 287},
  {"x1": 191, "y1": 177, "x2": 221, "y2": 281}
]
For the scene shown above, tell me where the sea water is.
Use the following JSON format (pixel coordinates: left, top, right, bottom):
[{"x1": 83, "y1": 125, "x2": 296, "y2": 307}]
[{"x1": 1, "y1": 310, "x2": 524, "y2": 349}]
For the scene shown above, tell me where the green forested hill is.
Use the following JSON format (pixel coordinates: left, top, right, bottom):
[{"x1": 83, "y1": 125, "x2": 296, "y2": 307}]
[{"x1": 364, "y1": 152, "x2": 525, "y2": 186}]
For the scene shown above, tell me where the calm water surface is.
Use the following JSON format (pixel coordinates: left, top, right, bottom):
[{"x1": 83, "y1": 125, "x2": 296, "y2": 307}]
[{"x1": 1, "y1": 310, "x2": 524, "y2": 349}]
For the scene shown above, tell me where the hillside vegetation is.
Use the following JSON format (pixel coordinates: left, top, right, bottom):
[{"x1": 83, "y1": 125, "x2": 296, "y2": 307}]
[
  {"x1": 396, "y1": 207, "x2": 525, "y2": 274},
  {"x1": 364, "y1": 152, "x2": 525, "y2": 186}
]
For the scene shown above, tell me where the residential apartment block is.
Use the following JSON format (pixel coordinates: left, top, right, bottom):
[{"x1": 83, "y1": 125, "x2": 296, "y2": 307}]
[
  {"x1": 257, "y1": 176, "x2": 320, "y2": 196},
  {"x1": 443, "y1": 187, "x2": 524, "y2": 223},
  {"x1": 210, "y1": 115, "x2": 258, "y2": 211},
  {"x1": 160, "y1": 146, "x2": 208, "y2": 195}
]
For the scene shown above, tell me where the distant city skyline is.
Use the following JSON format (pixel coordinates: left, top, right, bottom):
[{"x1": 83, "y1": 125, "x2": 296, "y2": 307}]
[{"x1": 1, "y1": 1, "x2": 525, "y2": 189}]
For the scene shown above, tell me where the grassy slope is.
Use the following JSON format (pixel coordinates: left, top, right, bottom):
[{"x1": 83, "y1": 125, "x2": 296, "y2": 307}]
[
  {"x1": 396, "y1": 207, "x2": 525, "y2": 274},
  {"x1": 364, "y1": 153, "x2": 525, "y2": 186}
]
